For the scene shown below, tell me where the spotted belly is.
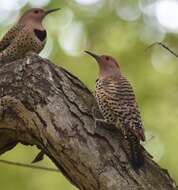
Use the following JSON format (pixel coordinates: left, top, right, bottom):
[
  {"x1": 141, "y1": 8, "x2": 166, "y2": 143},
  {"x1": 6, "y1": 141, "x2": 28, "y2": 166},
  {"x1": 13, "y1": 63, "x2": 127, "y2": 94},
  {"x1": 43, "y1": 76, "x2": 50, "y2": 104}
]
[{"x1": 95, "y1": 80, "x2": 117, "y2": 125}]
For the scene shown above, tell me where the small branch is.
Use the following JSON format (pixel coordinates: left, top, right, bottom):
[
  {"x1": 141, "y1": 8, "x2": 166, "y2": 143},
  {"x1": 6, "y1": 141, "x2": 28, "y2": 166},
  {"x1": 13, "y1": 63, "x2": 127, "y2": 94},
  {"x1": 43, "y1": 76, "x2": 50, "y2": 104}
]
[
  {"x1": 0, "y1": 159, "x2": 59, "y2": 172},
  {"x1": 145, "y1": 42, "x2": 178, "y2": 57}
]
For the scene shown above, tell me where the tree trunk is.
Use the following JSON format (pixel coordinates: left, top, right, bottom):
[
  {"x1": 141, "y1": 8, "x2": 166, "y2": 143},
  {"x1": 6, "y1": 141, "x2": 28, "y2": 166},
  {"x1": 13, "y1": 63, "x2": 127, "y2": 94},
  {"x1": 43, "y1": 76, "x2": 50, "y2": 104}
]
[{"x1": 0, "y1": 54, "x2": 177, "y2": 190}]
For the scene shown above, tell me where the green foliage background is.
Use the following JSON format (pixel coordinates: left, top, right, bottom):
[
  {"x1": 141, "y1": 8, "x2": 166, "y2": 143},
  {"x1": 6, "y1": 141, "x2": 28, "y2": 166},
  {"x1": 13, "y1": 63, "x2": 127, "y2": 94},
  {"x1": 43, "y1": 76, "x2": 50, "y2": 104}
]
[{"x1": 0, "y1": 0, "x2": 178, "y2": 189}]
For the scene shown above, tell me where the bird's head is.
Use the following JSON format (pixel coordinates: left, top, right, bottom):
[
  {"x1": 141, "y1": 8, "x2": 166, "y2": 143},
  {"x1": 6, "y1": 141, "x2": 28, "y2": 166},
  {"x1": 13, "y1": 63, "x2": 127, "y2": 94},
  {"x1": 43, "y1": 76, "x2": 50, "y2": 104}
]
[
  {"x1": 85, "y1": 51, "x2": 121, "y2": 78},
  {"x1": 19, "y1": 8, "x2": 60, "y2": 24}
]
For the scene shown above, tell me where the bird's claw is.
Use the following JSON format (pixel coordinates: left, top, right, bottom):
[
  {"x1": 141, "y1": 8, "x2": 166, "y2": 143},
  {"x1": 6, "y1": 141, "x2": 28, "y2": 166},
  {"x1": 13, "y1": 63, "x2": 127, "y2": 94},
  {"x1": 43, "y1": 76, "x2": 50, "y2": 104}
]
[{"x1": 94, "y1": 118, "x2": 108, "y2": 128}]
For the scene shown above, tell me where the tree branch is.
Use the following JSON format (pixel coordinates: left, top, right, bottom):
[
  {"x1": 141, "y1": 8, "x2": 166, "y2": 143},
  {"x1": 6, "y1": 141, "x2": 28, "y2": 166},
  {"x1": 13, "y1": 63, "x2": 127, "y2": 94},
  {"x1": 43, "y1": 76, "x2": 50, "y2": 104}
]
[
  {"x1": 0, "y1": 55, "x2": 177, "y2": 190},
  {"x1": 0, "y1": 159, "x2": 59, "y2": 172},
  {"x1": 145, "y1": 42, "x2": 178, "y2": 57}
]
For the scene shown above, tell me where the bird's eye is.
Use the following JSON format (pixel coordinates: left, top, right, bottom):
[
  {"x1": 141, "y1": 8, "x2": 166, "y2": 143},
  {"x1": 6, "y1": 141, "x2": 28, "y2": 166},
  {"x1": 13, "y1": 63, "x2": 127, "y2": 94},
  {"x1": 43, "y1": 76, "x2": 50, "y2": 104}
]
[
  {"x1": 105, "y1": 57, "x2": 110, "y2": 61},
  {"x1": 34, "y1": 10, "x2": 39, "y2": 14}
]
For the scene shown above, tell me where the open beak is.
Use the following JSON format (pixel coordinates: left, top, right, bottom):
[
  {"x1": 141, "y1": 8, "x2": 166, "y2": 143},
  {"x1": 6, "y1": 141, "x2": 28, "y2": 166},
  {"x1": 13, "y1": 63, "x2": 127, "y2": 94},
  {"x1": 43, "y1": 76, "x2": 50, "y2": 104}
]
[
  {"x1": 85, "y1": 51, "x2": 101, "y2": 61},
  {"x1": 45, "y1": 8, "x2": 60, "y2": 15}
]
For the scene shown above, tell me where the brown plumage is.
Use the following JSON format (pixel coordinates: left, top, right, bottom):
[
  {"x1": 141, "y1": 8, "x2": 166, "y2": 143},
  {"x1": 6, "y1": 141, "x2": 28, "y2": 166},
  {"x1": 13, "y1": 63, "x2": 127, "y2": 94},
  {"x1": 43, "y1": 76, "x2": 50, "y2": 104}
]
[
  {"x1": 85, "y1": 51, "x2": 145, "y2": 168},
  {"x1": 0, "y1": 8, "x2": 59, "y2": 163},
  {"x1": 0, "y1": 8, "x2": 59, "y2": 63}
]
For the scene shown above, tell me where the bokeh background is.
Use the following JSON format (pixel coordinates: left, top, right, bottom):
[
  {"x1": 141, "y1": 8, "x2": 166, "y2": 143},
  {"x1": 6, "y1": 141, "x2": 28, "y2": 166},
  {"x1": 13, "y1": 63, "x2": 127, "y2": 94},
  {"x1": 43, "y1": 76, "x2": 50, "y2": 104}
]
[{"x1": 0, "y1": 0, "x2": 178, "y2": 189}]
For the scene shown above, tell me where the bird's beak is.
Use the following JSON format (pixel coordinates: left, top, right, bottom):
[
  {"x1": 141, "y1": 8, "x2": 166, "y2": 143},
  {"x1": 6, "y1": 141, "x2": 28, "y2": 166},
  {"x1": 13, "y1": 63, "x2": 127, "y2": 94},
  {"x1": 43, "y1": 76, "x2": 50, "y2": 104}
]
[
  {"x1": 45, "y1": 8, "x2": 60, "y2": 15},
  {"x1": 85, "y1": 51, "x2": 101, "y2": 61}
]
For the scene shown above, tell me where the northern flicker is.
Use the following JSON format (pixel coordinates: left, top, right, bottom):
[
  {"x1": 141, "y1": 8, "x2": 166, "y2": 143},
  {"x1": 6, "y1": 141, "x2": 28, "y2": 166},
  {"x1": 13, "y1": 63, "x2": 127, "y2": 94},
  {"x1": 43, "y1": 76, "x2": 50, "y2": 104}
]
[
  {"x1": 0, "y1": 8, "x2": 59, "y2": 163},
  {"x1": 85, "y1": 51, "x2": 145, "y2": 168},
  {"x1": 0, "y1": 8, "x2": 59, "y2": 63}
]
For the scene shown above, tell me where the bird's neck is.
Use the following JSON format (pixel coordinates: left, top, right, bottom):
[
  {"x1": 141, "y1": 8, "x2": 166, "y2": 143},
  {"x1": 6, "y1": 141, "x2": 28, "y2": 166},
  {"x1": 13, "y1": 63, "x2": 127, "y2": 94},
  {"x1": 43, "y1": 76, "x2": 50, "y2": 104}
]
[
  {"x1": 99, "y1": 67, "x2": 121, "y2": 80},
  {"x1": 32, "y1": 22, "x2": 44, "y2": 31},
  {"x1": 20, "y1": 20, "x2": 44, "y2": 30}
]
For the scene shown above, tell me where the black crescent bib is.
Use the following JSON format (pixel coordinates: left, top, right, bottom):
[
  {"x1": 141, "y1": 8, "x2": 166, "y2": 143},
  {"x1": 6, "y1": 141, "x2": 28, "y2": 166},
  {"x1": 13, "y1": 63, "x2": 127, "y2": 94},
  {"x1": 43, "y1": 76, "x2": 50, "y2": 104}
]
[{"x1": 34, "y1": 29, "x2": 47, "y2": 41}]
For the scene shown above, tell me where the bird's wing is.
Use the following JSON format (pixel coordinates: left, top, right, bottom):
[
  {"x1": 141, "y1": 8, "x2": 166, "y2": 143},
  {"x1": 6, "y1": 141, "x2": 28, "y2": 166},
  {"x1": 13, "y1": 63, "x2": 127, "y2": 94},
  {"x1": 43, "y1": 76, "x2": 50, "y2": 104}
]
[
  {"x1": 0, "y1": 24, "x2": 22, "y2": 52},
  {"x1": 0, "y1": 27, "x2": 31, "y2": 63},
  {"x1": 102, "y1": 76, "x2": 145, "y2": 141}
]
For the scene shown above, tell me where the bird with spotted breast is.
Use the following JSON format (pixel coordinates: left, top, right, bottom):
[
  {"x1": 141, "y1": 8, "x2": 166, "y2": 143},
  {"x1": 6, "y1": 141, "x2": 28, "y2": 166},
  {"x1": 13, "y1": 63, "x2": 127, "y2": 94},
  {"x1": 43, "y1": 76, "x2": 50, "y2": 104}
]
[
  {"x1": 0, "y1": 8, "x2": 59, "y2": 163},
  {"x1": 0, "y1": 7, "x2": 59, "y2": 63},
  {"x1": 85, "y1": 51, "x2": 145, "y2": 169}
]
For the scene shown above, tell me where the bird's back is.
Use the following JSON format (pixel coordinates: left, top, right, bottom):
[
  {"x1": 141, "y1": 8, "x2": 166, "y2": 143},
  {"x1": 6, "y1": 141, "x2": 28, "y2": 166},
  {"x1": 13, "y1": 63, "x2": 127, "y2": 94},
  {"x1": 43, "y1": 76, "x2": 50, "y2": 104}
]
[
  {"x1": 0, "y1": 25, "x2": 46, "y2": 63},
  {"x1": 95, "y1": 75, "x2": 145, "y2": 142},
  {"x1": 0, "y1": 24, "x2": 23, "y2": 52}
]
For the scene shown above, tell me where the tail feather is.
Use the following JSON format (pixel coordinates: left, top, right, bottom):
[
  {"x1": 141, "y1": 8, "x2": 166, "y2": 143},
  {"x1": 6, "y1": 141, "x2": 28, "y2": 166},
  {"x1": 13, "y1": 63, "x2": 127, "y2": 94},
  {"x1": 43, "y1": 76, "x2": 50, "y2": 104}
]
[{"x1": 128, "y1": 132, "x2": 144, "y2": 169}]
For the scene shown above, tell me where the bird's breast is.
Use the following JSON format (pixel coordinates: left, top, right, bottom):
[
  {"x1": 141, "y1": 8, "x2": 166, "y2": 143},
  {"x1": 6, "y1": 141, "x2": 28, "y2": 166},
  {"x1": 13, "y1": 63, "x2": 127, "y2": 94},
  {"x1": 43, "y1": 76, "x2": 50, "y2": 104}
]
[
  {"x1": 95, "y1": 79, "x2": 117, "y2": 125},
  {"x1": 34, "y1": 29, "x2": 47, "y2": 42}
]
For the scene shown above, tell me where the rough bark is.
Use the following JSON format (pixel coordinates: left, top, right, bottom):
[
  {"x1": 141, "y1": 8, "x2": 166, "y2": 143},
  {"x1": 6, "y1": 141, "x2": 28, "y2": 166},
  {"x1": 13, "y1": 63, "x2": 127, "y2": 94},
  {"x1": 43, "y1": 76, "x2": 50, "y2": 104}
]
[{"x1": 0, "y1": 54, "x2": 177, "y2": 190}]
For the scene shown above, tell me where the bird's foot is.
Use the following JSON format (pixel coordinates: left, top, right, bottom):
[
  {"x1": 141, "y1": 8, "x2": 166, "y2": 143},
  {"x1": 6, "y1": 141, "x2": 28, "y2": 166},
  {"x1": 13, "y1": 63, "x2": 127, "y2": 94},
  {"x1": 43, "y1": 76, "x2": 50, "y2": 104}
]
[
  {"x1": 92, "y1": 106, "x2": 106, "y2": 128},
  {"x1": 94, "y1": 118, "x2": 108, "y2": 128},
  {"x1": 92, "y1": 106, "x2": 100, "y2": 118},
  {"x1": 92, "y1": 106, "x2": 115, "y2": 130}
]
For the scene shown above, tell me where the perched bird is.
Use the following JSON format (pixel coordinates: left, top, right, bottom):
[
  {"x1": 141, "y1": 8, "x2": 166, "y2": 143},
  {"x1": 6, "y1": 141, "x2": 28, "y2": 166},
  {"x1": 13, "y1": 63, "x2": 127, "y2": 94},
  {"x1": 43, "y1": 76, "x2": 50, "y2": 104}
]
[
  {"x1": 0, "y1": 7, "x2": 59, "y2": 163},
  {"x1": 85, "y1": 51, "x2": 145, "y2": 168},
  {"x1": 0, "y1": 8, "x2": 60, "y2": 63}
]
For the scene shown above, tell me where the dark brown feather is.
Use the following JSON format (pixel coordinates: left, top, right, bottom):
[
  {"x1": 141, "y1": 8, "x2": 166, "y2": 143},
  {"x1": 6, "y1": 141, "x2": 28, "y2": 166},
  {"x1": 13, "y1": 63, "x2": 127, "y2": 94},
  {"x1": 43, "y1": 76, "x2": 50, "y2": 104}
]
[
  {"x1": 95, "y1": 75, "x2": 145, "y2": 168},
  {"x1": 34, "y1": 29, "x2": 47, "y2": 41}
]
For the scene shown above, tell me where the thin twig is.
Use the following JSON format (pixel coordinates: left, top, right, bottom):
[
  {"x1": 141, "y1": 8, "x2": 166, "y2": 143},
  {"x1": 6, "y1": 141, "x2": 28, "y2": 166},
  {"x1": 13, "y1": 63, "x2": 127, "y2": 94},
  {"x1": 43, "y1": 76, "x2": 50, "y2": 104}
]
[
  {"x1": 145, "y1": 42, "x2": 178, "y2": 57},
  {"x1": 0, "y1": 159, "x2": 60, "y2": 172}
]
